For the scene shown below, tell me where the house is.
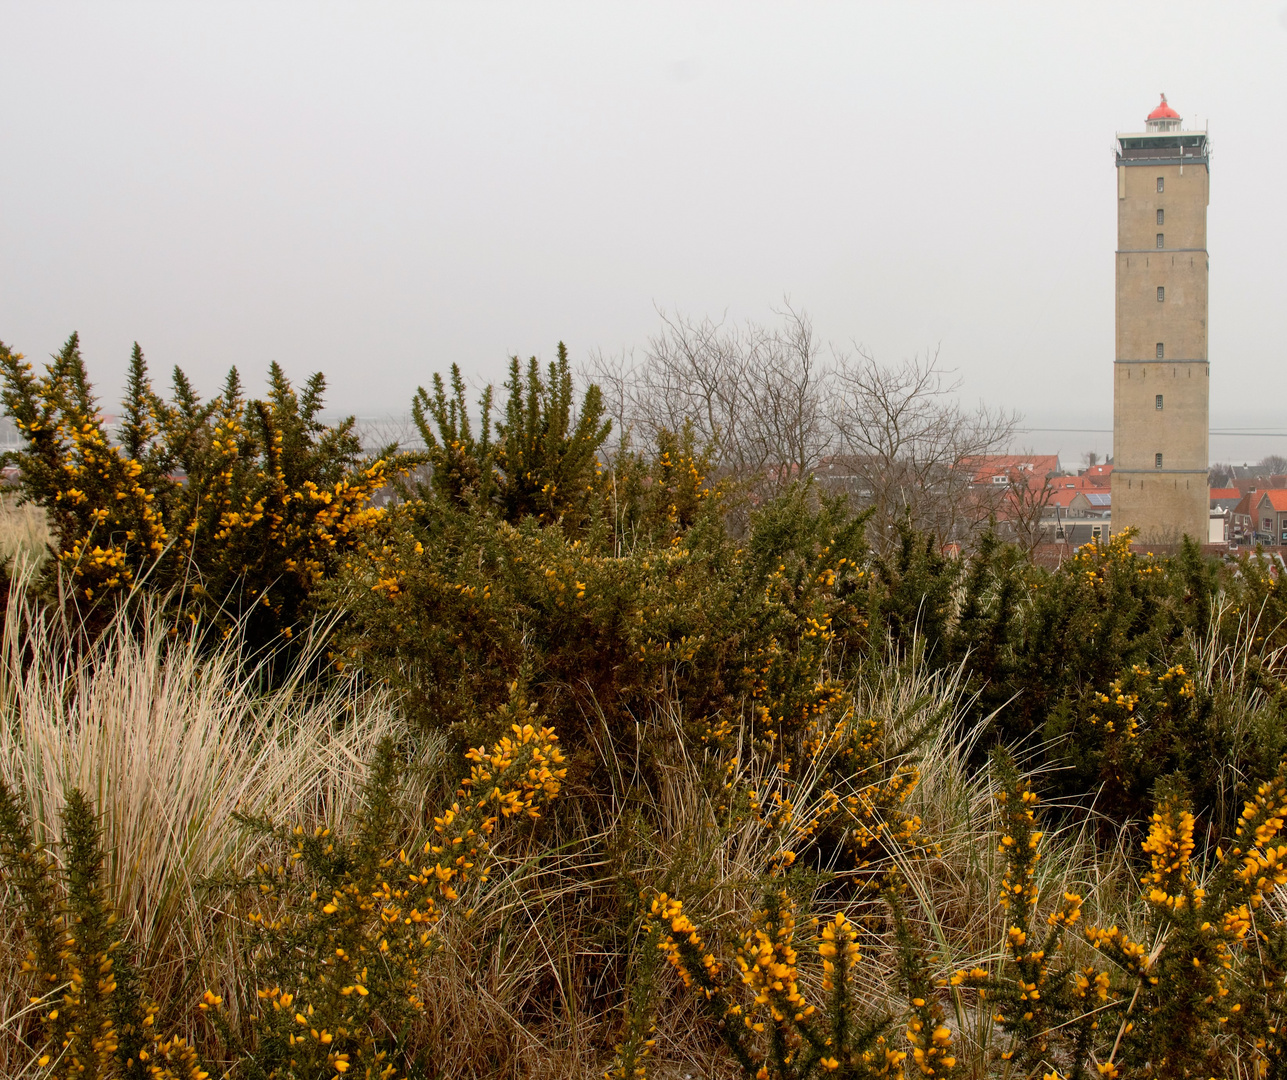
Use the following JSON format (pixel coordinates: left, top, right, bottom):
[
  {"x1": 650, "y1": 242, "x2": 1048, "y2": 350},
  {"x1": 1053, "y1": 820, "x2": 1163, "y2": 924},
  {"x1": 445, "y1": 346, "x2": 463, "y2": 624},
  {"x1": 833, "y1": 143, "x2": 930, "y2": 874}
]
[
  {"x1": 1048, "y1": 516, "x2": 1113, "y2": 546},
  {"x1": 1045, "y1": 488, "x2": 1083, "y2": 512},
  {"x1": 1049, "y1": 474, "x2": 1108, "y2": 496},
  {"x1": 1081, "y1": 463, "x2": 1114, "y2": 488},
  {"x1": 1069, "y1": 491, "x2": 1111, "y2": 518},
  {"x1": 1036, "y1": 487, "x2": 1112, "y2": 546},
  {"x1": 1206, "y1": 488, "x2": 1239, "y2": 544},
  {"x1": 1220, "y1": 466, "x2": 1287, "y2": 492},
  {"x1": 1253, "y1": 491, "x2": 1287, "y2": 545},
  {"x1": 961, "y1": 455, "x2": 1061, "y2": 488},
  {"x1": 1231, "y1": 491, "x2": 1258, "y2": 545},
  {"x1": 1043, "y1": 488, "x2": 1109, "y2": 519},
  {"x1": 1210, "y1": 488, "x2": 1242, "y2": 514}
]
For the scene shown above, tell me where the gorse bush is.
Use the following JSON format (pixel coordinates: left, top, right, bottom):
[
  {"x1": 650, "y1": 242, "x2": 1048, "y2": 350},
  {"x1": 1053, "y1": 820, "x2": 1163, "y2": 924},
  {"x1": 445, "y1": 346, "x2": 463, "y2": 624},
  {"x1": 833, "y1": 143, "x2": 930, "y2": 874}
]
[
  {"x1": 942, "y1": 753, "x2": 1287, "y2": 1079},
  {"x1": 948, "y1": 754, "x2": 1103, "y2": 1078},
  {"x1": 1020, "y1": 536, "x2": 1287, "y2": 831},
  {"x1": 627, "y1": 739, "x2": 1287, "y2": 1079},
  {"x1": 215, "y1": 686, "x2": 566, "y2": 1080},
  {"x1": 863, "y1": 526, "x2": 1287, "y2": 832},
  {"x1": 0, "y1": 780, "x2": 211, "y2": 1079},
  {"x1": 330, "y1": 467, "x2": 871, "y2": 757},
  {"x1": 0, "y1": 334, "x2": 413, "y2": 645},
  {"x1": 635, "y1": 888, "x2": 927, "y2": 1080},
  {"x1": 411, "y1": 345, "x2": 610, "y2": 527},
  {"x1": 1083, "y1": 766, "x2": 1287, "y2": 1078},
  {"x1": 608, "y1": 690, "x2": 947, "y2": 1080}
]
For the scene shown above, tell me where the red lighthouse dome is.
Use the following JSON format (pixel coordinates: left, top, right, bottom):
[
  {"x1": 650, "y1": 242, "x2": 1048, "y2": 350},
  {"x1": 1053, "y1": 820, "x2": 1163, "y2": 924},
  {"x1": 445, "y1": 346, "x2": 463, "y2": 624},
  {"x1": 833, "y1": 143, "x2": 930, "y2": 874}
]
[{"x1": 1146, "y1": 94, "x2": 1182, "y2": 132}]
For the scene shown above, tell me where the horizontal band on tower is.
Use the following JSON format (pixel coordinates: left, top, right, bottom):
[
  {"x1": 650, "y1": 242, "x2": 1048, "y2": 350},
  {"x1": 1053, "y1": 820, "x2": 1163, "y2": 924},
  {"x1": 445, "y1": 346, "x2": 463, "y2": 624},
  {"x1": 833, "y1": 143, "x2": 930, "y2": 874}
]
[
  {"x1": 1116, "y1": 248, "x2": 1208, "y2": 255},
  {"x1": 1112, "y1": 468, "x2": 1210, "y2": 476},
  {"x1": 1114, "y1": 359, "x2": 1209, "y2": 365},
  {"x1": 1117, "y1": 157, "x2": 1209, "y2": 167}
]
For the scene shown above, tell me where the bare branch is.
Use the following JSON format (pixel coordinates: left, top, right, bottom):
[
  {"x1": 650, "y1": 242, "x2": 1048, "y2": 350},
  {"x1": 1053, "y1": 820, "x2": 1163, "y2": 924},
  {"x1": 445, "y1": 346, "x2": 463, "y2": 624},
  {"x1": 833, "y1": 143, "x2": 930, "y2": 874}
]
[
  {"x1": 584, "y1": 304, "x2": 836, "y2": 494},
  {"x1": 828, "y1": 348, "x2": 1021, "y2": 553}
]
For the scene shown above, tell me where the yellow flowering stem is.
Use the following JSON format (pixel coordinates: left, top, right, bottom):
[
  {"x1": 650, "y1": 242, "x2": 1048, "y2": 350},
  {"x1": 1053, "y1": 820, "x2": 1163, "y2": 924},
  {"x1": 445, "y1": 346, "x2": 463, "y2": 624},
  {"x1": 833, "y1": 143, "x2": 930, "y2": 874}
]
[
  {"x1": 889, "y1": 885, "x2": 956, "y2": 1075},
  {"x1": 948, "y1": 753, "x2": 1104, "y2": 1075},
  {"x1": 735, "y1": 888, "x2": 827, "y2": 1074},
  {"x1": 605, "y1": 914, "x2": 666, "y2": 1080},
  {"x1": 649, "y1": 892, "x2": 758, "y2": 1076}
]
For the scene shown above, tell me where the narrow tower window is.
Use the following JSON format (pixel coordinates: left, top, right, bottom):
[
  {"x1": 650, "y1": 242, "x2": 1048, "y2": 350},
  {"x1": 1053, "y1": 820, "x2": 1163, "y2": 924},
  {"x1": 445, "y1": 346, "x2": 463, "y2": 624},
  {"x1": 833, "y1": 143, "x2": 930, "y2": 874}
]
[
  {"x1": 1155, "y1": 453, "x2": 1164, "y2": 468},
  {"x1": 1157, "y1": 286, "x2": 1165, "y2": 302},
  {"x1": 1157, "y1": 177, "x2": 1165, "y2": 192},
  {"x1": 1156, "y1": 394, "x2": 1164, "y2": 410},
  {"x1": 1157, "y1": 233, "x2": 1164, "y2": 249},
  {"x1": 1156, "y1": 343, "x2": 1165, "y2": 359},
  {"x1": 1157, "y1": 208, "x2": 1164, "y2": 225}
]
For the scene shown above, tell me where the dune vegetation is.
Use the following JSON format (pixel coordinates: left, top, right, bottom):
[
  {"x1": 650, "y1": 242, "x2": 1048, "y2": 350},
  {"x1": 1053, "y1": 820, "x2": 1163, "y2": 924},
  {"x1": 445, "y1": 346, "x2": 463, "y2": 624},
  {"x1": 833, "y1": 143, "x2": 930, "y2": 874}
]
[{"x1": 4, "y1": 334, "x2": 1287, "y2": 1079}]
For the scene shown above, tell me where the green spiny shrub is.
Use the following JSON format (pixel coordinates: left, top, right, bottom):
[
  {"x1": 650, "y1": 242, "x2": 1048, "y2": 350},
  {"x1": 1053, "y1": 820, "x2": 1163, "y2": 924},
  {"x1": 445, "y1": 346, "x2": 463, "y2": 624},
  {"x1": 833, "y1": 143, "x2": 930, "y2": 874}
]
[
  {"x1": 410, "y1": 344, "x2": 610, "y2": 528},
  {"x1": 327, "y1": 462, "x2": 871, "y2": 760},
  {"x1": 951, "y1": 755, "x2": 1287, "y2": 1079},
  {"x1": 0, "y1": 334, "x2": 414, "y2": 647},
  {"x1": 0, "y1": 779, "x2": 211, "y2": 1080}
]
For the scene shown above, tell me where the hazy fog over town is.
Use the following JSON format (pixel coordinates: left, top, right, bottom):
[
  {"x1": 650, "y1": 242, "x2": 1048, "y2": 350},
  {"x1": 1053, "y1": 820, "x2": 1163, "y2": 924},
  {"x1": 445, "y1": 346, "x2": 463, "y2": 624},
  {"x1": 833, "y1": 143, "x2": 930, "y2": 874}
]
[{"x1": 2, "y1": 3, "x2": 1285, "y2": 463}]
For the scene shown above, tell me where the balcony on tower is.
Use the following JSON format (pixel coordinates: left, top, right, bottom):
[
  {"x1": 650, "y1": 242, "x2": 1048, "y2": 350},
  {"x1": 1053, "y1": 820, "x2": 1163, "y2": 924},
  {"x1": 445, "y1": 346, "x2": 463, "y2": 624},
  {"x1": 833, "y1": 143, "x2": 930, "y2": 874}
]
[{"x1": 1117, "y1": 95, "x2": 1209, "y2": 166}]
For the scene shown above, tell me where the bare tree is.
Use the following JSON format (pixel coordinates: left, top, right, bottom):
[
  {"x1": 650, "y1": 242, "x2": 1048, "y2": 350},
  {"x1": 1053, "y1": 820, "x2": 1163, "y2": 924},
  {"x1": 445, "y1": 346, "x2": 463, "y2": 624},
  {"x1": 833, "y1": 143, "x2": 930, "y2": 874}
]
[
  {"x1": 588, "y1": 304, "x2": 834, "y2": 494},
  {"x1": 1258, "y1": 454, "x2": 1287, "y2": 476},
  {"x1": 827, "y1": 348, "x2": 1020, "y2": 554},
  {"x1": 1209, "y1": 462, "x2": 1234, "y2": 489},
  {"x1": 997, "y1": 462, "x2": 1056, "y2": 556},
  {"x1": 591, "y1": 307, "x2": 1019, "y2": 554}
]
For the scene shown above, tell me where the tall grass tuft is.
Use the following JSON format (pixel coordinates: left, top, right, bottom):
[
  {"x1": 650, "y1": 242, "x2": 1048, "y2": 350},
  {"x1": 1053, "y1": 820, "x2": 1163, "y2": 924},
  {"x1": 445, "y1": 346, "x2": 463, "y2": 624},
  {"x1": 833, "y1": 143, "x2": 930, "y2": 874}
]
[
  {"x1": 0, "y1": 495, "x2": 51, "y2": 577},
  {"x1": 0, "y1": 580, "x2": 428, "y2": 1069}
]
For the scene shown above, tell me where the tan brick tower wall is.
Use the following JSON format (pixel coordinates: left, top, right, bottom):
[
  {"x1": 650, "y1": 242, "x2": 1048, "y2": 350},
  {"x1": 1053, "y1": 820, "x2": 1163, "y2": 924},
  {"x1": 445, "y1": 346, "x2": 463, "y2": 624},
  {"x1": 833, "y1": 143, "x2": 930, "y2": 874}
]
[{"x1": 1111, "y1": 137, "x2": 1210, "y2": 543}]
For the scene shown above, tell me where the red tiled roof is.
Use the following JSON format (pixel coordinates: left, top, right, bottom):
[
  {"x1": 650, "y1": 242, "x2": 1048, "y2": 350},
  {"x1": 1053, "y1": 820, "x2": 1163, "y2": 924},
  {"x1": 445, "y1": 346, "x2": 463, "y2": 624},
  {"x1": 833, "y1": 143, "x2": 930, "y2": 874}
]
[
  {"x1": 1258, "y1": 490, "x2": 1287, "y2": 513},
  {"x1": 1047, "y1": 489, "x2": 1082, "y2": 509},
  {"x1": 1210, "y1": 488, "x2": 1241, "y2": 500},
  {"x1": 1083, "y1": 464, "x2": 1113, "y2": 486},
  {"x1": 960, "y1": 454, "x2": 1061, "y2": 483},
  {"x1": 1053, "y1": 475, "x2": 1102, "y2": 491}
]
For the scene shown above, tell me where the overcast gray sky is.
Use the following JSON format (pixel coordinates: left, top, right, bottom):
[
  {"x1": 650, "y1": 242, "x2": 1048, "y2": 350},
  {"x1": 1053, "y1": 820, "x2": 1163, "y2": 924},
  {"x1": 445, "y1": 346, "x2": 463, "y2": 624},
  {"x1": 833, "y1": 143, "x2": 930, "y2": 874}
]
[{"x1": 2, "y1": 2, "x2": 1285, "y2": 463}]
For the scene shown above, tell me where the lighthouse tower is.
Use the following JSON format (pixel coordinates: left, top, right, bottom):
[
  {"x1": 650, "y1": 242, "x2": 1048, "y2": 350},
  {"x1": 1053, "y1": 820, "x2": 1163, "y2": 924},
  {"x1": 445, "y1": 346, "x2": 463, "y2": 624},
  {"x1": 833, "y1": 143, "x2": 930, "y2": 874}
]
[{"x1": 1111, "y1": 95, "x2": 1211, "y2": 543}]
